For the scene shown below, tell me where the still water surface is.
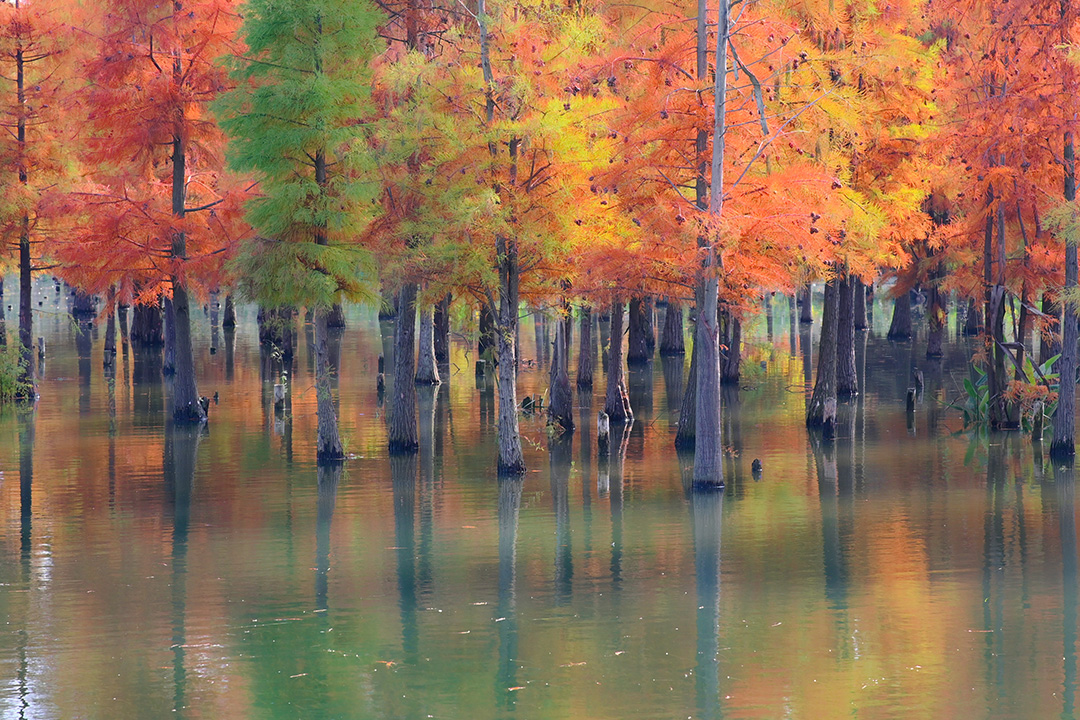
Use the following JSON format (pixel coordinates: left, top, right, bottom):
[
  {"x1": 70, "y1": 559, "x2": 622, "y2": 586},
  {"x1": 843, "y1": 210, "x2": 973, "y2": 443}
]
[{"x1": 0, "y1": 284, "x2": 1077, "y2": 719}]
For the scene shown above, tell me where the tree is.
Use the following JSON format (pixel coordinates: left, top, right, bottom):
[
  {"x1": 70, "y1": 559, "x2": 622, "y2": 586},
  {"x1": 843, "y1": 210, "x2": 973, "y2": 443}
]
[
  {"x1": 0, "y1": 0, "x2": 71, "y2": 397},
  {"x1": 218, "y1": 0, "x2": 382, "y2": 461},
  {"x1": 60, "y1": 0, "x2": 244, "y2": 422}
]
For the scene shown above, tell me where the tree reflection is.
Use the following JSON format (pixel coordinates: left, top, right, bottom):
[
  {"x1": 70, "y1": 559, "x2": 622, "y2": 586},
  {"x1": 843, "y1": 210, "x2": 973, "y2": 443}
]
[
  {"x1": 496, "y1": 476, "x2": 523, "y2": 712},
  {"x1": 549, "y1": 433, "x2": 573, "y2": 605},
  {"x1": 163, "y1": 422, "x2": 204, "y2": 718},
  {"x1": 17, "y1": 407, "x2": 35, "y2": 720},
  {"x1": 691, "y1": 487, "x2": 724, "y2": 720},
  {"x1": 1056, "y1": 463, "x2": 1077, "y2": 719},
  {"x1": 315, "y1": 463, "x2": 342, "y2": 613},
  {"x1": 391, "y1": 454, "x2": 419, "y2": 663}
]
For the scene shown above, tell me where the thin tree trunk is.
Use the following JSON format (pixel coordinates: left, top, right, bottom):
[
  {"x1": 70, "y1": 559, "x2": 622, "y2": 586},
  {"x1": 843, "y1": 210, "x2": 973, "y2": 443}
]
[
  {"x1": 837, "y1": 273, "x2": 858, "y2": 397},
  {"x1": 388, "y1": 282, "x2": 419, "y2": 453},
  {"x1": 719, "y1": 308, "x2": 740, "y2": 385},
  {"x1": 926, "y1": 278, "x2": 946, "y2": 359},
  {"x1": 104, "y1": 301, "x2": 117, "y2": 368},
  {"x1": 223, "y1": 294, "x2": 236, "y2": 328},
  {"x1": 807, "y1": 276, "x2": 839, "y2": 432},
  {"x1": 1043, "y1": 292, "x2": 1062, "y2": 365},
  {"x1": 15, "y1": 30, "x2": 33, "y2": 398},
  {"x1": 853, "y1": 279, "x2": 867, "y2": 331},
  {"x1": 315, "y1": 307, "x2": 344, "y2": 462},
  {"x1": 799, "y1": 284, "x2": 813, "y2": 324},
  {"x1": 479, "y1": 302, "x2": 496, "y2": 364},
  {"x1": 548, "y1": 317, "x2": 574, "y2": 432},
  {"x1": 1053, "y1": 133, "x2": 1077, "y2": 459},
  {"x1": 132, "y1": 302, "x2": 164, "y2": 346},
  {"x1": 496, "y1": 235, "x2": 526, "y2": 475},
  {"x1": 434, "y1": 293, "x2": 451, "y2": 364},
  {"x1": 887, "y1": 292, "x2": 912, "y2": 340},
  {"x1": 643, "y1": 296, "x2": 655, "y2": 352},
  {"x1": 675, "y1": 336, "x2": 698, "y2": 449},
  {"x1": 576, "y1": 305, "x2": 594, "y2": 388},
  {"x1": 604, "y1": 300, "x2": 632, "y2": 423},
  {"x1": 163, "y1": 296, "x2": 177, "y2": 376},
  {"x1": 627, "y1": 297, "x2": 651, "y2": 364},
  {"x1": 964, "y1": 296, "x2": 982, "y2": 336},
  {"x1": 415, "y1": 300, "x2": 440, "y2": 385},
  {"x1": 660, "y1": 300, "x2": 685, "y2": 355}
]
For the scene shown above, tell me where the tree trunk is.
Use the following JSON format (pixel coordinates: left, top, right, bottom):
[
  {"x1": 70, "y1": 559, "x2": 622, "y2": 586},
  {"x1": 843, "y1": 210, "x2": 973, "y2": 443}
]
[
  {"x1": 627, "y1": 297, "x2": 651, "y2": 364},
  {"x1": 675, "y1": 337, "x2": 698, "y2": 449},
  {"x1": 315, "y1": 307, "x2": 345, "y2": 462},
  {"x1": 603, "y1": 300, "x2": 632, "y2": 423},
  {"x1": 807, "y1": 276, "x2": 839, "y2": 432},
  {"x1": 964, "y1": 296, "x2": 982, "y2": 337},
  {"x1": 1053, "y1": 133, "x2": 1077, "y2": 460},
  {"x1": 548, "y1": 317, "x2": 574, "y2": 432},
  {"x1": 693, "y1": 278, "x2": 722, "y2": 484},
  {"x1": 799, "y1": 284, "x2": 813, "y2": 324},
  {"x1": 837, "y1": 273, "x2": 858, "y2": 397},
  {"x1": 388, "y1": 282, "x2": 419, "y2": 454},
  {"x1": 72, "y1": 290, "x2": 95, "y2": 317},
  {"x1": 576, "y1": 305, "x2": 594, "y2": 388},
  {"x1": 887, "y1": 292, "x2": 912, "y2": 340},
  {"x1": 496, "y1": 235, "x2": 526, "y2": 475},
  {"x1": 659, "y1": 301, "x2": 685, "y2": 355},
  {"x1": 132, "y1": 302, "x2": 163, "y2": 346},
  {"x1": 223, "y1": 294, "x2": 236, "y2": 328},
  {"x1": 258, "y1": 306, "x2": 295, "y2": 360},
  {"x1": 853, "y1": 279, "x2": 867, "y2": 331},
  {"x1": 643, "y1": 296, "x2": 656, "y2": 352},
  {"x1": 169, "y1": 108, "x2": 204, "y2": 423},
  {"x1": 415, "y1": 300, "x2": 440, "y2": 385},
  {"x1": 1042, "y1": 292, "x2": 1062, "y2": 365},
  {"x1": 479, "y1": 302, "x2": 496, "y2": 365},
  {"x1": 926, "y1": 283, "x2": 945, "y2": 359},
  {"x1": 719, "y1": 308, "x2": 740, "y2": 385},
  {"x1": 15, "y1": 38, "x2": 33, "y2": 398},
  {"x1": 326, "y1": 302, "x2": 346, "y2": 329},
  {"x1": 163, "y1": 296, "x2": 177, "y2": 376},
  {"x1": 434, "y1": 293, "x2": 451, "y2": 365},
  {"x1": 104, "y1": 303, "x2": 117, "y2": 369}
]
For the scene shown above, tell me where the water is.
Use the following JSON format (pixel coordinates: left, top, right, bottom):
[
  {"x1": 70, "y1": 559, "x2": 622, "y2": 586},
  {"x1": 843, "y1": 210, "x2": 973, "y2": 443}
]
[{"x1": 1, "y1": 284, "x2": 1077, "y2": 719}]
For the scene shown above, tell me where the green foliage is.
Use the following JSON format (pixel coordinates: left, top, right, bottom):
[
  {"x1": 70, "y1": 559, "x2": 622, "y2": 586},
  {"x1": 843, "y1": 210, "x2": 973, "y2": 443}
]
[
  {"x1": 0, "y1": 345, "x2": 29, "y2": 404},
  {"x1": 947, "y1": 355, "x2": 1059, "y2": 434},
  {"x1": 216, "y1": 0, "x2": 383, "y2": 308}
]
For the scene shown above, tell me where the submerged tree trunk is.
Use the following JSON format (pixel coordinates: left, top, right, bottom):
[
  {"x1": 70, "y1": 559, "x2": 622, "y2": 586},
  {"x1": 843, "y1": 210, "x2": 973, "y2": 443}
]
[
  {"x1": 675, "y1": 338, "x2": 698, "y2": 449},
  {"x1": 659, "y1": 301, "x2": 685, "y2": 355},
  {"x1": 223, "y1": 294, "x2": 236, "y2": 328},
  {"x1": 627, "y1": 297, "x2": 651, "y2": 364},
  {"x1": 326, "y1": 302, "x2": 346, "y2": 329},
  {"x1": 496, "y1": 234, "x2": 526, "y2": 475},
  {"x1": 1053, "y1": 133, "x2": 1077, "y2": 460},
  {"x1": 163, "y1": 296, "x2": 177, "y2": 376},
  {"x1": 887, "y1": 292, "x2": 912, "y2": 340},
  {"x1": 548, "y1": 318, "x2": 574, "y2": 432},
  {"x1": 799, "y1": 284, "x2": 813, "y2": 324},
  {"x1": 719, "y1": 308, "x2": 740, "y2": 385},
  {"x1": 853, "y1": 279, "x2": 867, "y2": 331},
  {"x1": 388, "y1": 282, "x2": 419, "y2": 454},
  {"x1": 807, "y1": 277, "x2": 839, "y2": 433},
  {"x1": 604, "y1": 300, "x2": 632, "y2": 423},
  {"x1": 926, "y1": 281, "x2": 945, "y2": 359},
  {"x1": 837, "y1": 274, "x2": 858, "y2": 397},
  {"x1": 314, "y1": 307, "x2": 344, "y2": 462},
  {"x1": 132, "y1": 302, "x2": 164, "y2": 346},
  {"x1": 434, "y1": 293, "x2": 451, "y2": 365},
  {"x1": 415, "y1": 300, "x2": 440, "y2": 385},
  {"x1": 576, "y1": 305, "x2": 594, "y2": 388},
  {"x1": 104, "y1": 303, "x2": 117, "y2": 369}
]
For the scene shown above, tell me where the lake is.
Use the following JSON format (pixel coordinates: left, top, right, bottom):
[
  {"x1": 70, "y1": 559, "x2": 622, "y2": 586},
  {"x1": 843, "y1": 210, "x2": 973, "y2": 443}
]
[{"x1": 0, "y1": 280, "x2": 1076, "y2": 719}]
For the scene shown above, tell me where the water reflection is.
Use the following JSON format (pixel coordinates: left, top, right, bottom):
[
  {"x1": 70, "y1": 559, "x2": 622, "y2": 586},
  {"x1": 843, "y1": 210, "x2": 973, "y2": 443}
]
[
  {"x1": 315, "y1": 463, "x2": 341, "y2": 613},
  {"x1": 76, "y1": 319, "x2": 92, "y2": 416},
  {"x1": 164, "y1": 423, "x2": 204, "y2": 717},
  {"x1": 691, "y1": 488, "x2": 723, "y2": 720},
  {"x1": 549, "y1": 434, "x2": 573, "y2": 605},
  {"x1": 1056, "y1": 464, "x2": 1078, "y2": 719},
  {"x1": 496, "y1": 477, "x2": 523, "y2": 712},
  {"x1": 391, "y1": 454, "x2": 419, "y2": 664}
]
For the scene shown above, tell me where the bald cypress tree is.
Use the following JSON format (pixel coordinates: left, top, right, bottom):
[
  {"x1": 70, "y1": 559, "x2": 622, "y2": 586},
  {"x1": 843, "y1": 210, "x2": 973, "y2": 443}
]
[{"x1": 218, "y1": 0, "x2": 381, "y2": 462}]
